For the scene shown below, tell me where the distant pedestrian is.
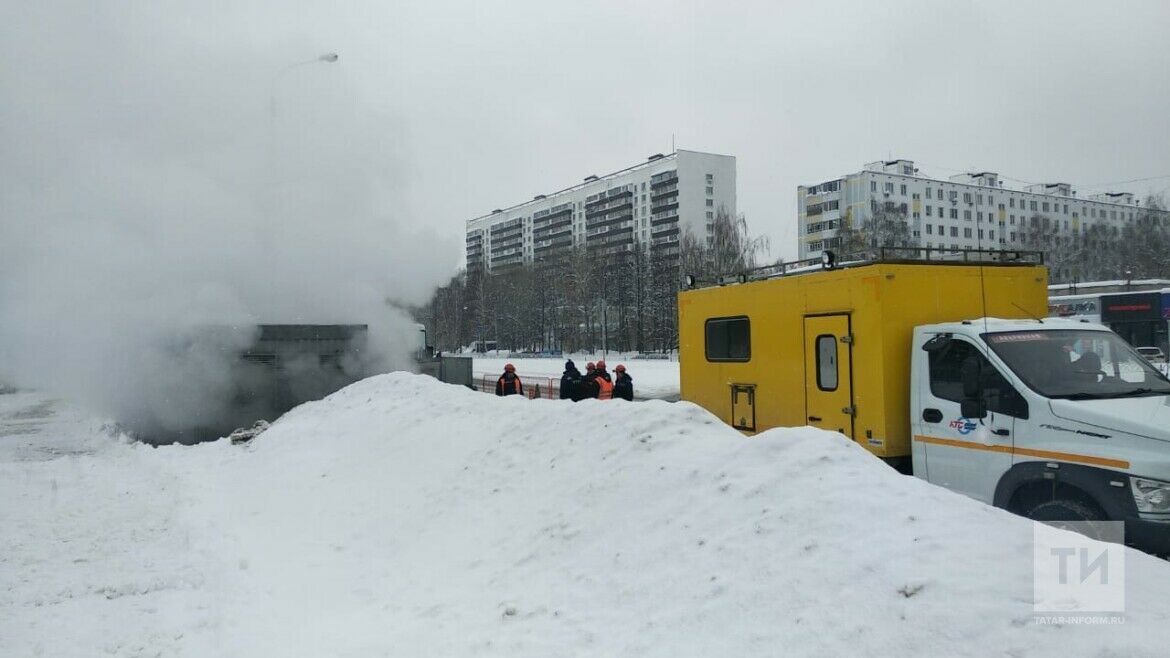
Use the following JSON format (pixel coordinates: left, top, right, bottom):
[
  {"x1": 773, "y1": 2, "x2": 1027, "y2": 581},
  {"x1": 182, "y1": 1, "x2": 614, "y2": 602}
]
[
  {"x1": 495, "y1": 363, "x2": 524, "y2": 397},
  {"x1": 613, "y1": 364, "x2": 634, "y2": 401},
  {"x1": 594, "y1": 359, "x2": 614, "y2": 400},
  {"x1": 560, "y1": 359, "x2": 582, "y2": 400}
]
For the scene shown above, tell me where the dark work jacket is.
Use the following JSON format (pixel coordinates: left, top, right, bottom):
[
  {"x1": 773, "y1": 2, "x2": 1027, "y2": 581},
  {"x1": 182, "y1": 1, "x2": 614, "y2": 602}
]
[
  {"x1": 560, "y1": 367, "x2": 582, "y2": 400},
  {"x1": 614, "y1": 373, "x2": 634, "y2": 401},
  {"x1": 496, "y1": 372, "x2": 523, "y2": 396}
]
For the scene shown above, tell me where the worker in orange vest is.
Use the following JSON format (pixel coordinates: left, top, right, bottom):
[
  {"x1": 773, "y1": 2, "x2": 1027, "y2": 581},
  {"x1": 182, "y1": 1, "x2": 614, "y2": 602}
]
[
  {"x1": 593, "y1": 360, "x2": 614, "y2": 400},
  {"x1": 495, "y1": 363, "x2": 524, "y2": 396}
]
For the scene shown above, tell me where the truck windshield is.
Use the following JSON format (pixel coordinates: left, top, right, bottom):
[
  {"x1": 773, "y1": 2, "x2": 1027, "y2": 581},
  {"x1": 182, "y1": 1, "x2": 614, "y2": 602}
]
[{"x1": 982, "y1": 329, "x2": 1170, "y2": 399}]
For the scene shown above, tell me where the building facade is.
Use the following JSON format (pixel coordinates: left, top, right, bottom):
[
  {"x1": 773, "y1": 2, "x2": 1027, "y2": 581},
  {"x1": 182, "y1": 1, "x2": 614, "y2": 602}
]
[
  {"x1": 797, "y1": 159, "x2": 1167, "y2": 278},
  {"x1": 466, "y1": 150, "x2": 736, "y2": 274}
]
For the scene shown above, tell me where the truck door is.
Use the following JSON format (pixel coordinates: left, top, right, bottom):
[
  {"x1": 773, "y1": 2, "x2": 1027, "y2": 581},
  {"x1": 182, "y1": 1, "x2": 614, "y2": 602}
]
[
  {"x1": 803, "y1": 314, "x2": 854, "y2": 439},
  {"x1": 914, "y1": 337, "x2": 1018, "y2": 503}
]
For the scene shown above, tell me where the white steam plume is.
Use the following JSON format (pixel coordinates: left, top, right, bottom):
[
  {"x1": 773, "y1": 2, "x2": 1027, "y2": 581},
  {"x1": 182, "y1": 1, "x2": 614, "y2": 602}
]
[{"x1": 0, "y1": 5, "x2": 457, "y2": 436}]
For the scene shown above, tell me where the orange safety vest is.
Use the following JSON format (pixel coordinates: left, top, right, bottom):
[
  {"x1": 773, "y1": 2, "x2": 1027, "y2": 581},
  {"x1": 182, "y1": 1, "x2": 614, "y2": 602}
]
[
  {"x1": 596, "y1": 377, "x2": 614, "y2": 400},
  {"x1": 497, "y1": 374, "x2": 522, "y2": 395}
]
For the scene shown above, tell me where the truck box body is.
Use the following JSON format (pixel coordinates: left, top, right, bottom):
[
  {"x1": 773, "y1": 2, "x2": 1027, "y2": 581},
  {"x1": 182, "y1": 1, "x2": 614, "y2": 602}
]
[{"x1": 678, "y1": 261, "x2": 1048, "y2": 459}]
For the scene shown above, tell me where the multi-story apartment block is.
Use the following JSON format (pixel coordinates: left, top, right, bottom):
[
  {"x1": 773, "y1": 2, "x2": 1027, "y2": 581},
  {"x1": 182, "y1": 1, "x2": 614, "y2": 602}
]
[
  {"x1": 797, "y1": 159, "x2": 1167, "y2": 272},
  {"x1": 466, "y1": 150, "x2": 736, "y2": 274}
]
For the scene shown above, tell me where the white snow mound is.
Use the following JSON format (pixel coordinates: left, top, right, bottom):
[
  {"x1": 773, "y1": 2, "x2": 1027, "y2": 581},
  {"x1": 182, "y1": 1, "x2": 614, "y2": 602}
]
[{"x1": 6, "y1": 373, "x2": 1170, "y2": 656}]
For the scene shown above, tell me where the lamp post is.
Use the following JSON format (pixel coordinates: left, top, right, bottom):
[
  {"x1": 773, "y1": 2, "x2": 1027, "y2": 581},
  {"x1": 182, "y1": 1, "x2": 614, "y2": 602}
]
[{"x1": 270, "y1": 52, "x2": 340, "y2": 119}]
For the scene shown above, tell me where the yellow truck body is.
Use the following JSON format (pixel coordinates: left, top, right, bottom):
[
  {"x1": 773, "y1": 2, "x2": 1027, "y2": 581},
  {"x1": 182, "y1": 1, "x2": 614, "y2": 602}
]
[{"x1": 678, "y1": 261, "x2": 1048, "y2": 460}]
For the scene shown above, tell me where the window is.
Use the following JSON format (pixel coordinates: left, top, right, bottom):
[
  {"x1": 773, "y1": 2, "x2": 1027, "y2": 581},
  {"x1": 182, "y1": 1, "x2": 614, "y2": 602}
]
[
  {"x1": 706, "y1": 211, "x2": 713, "y2": 219},
  {"x1": 900, "y1": 184, "x2": 907, "y2": 196},
  {"x1": 926, "y1": 187, "x2": 932, "y2": 198},
  {"x1": 871, "y1": 181, "x2": 877, "y2": 192},
  {"x1": 950, "y1": 226, "x2": 958, "y2": 237},
  {"x1": 1042, "y1": 202, "x2": 1049, "y2": 212},
  {"x1": 978, "y1": 229, "x2": 984, "y2": 239},
  {"x1": 1030, "y1": 201, "x2": 1038, "y2": 211},
  {"x1": 706, "y1": 186, "x2": 714, "y2": 195},
  {"x1": 928, "y1": 338, "x2": 1028, "y2": 418},
  {"x1": 816, "y1": 335, "x2": 838, "y2": 391},
  {"x1": 964, "y1": 228, "x2": 973, "y2": 238},
  {"x1": 705, "y1": 317, "x2": 751, "y2": 362},
  {"x1": 706, "y1": 173, "x2": 713, "y2": 183},
  {"x1": 978, "y1": 194, "x2": 984, "y2": 205},
  {"x1": 926, "y1": 206, "x2": 933, "y2": 216},
  {"x1": 950, "y1": 209, "x2": 958, "y2": 219},
  {"x1": 705, "y1": 199, "x2": 714, "y2": 207},
  {"x1": 937, "y1": 224, "x2": 944, "y2": 235},
  {"x1": 964, "y1": 210, "x2": 972, "y2": 220},
  {"x1": 885, "y1": 182, "x2": 894, "y2": 193},
  {"x1": 989, "y1": 230, "x2": 994, "y2": 239},
  {"x1": 926, "y1": 224, "x2": 933, "y2": 235},
  {"x1": 963, "y1": 192, "x2": 972, "y2": 204}
]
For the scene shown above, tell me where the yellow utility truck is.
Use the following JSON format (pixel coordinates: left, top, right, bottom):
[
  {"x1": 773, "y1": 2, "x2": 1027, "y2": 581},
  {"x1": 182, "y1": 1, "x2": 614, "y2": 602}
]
[
  {"x1": 679, "y1": 251, "x2": 1170, "y2": 553},
  {"x1": 679, "y1": 253, "x2": 1047, "y2": 458}
]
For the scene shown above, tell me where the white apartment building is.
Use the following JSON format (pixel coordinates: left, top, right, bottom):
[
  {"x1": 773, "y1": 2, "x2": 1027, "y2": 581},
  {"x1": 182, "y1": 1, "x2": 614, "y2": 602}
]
[
  {"x1": 797, "y1": 159, "x2": 1164, "y2": 261},
  {"x1": 466, "y1": 150, "x2": 736, "y2": 273}
]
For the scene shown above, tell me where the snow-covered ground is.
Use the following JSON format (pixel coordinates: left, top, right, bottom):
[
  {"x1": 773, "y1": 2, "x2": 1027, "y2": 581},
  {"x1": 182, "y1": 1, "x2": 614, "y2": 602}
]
[
  {"x1": 4, "y1": 376, "x2": 1170, "y2": 656},
  {"x1": 473, "y1": 356, "x2": 679, "y2": 399}
]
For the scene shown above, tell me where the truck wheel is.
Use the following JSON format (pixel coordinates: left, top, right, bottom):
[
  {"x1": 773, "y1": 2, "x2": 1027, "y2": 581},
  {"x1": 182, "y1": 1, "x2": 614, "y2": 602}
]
[{"x1": 1027, "y1": 499, "x2": 1107, "y2": 538}]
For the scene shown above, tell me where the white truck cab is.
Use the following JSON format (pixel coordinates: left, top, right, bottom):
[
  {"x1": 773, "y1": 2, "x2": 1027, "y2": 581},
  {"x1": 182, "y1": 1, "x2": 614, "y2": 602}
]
[{"x1": 911, "y1": 317, "x2": 1170, "y2": 553}]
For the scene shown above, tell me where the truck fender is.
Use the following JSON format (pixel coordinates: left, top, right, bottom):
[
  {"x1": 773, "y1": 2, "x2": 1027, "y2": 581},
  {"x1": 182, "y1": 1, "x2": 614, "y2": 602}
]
[{"x1": 993, "y1": 461, "x2": 1137, "y2": 521}]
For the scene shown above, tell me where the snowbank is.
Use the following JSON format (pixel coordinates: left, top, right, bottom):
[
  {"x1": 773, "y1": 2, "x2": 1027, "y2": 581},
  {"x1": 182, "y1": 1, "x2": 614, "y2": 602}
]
[{"x1": 5, "y1": 374, "x2": 1170, "y2": 656}]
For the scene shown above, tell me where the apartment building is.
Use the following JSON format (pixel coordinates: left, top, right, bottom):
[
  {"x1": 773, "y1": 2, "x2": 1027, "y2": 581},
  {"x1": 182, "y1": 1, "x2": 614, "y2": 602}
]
[
  {"x1": 797, "y1": 159, "x2": 1166, "y2": 262},
  {"x1": 466, "y1": 150, "x2": 736, "y2": 274}
]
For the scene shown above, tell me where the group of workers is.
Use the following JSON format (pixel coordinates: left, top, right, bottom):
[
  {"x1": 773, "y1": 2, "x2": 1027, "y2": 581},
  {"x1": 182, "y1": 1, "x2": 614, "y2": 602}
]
[{"x1": 494, "y1": 359, "x2": 634, "y2": 401}]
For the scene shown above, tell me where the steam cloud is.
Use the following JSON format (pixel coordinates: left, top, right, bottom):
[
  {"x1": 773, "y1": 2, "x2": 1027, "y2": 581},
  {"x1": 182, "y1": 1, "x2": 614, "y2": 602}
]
[{"x1": 0, "y1": 5, "x2": 457, "y2": 437}]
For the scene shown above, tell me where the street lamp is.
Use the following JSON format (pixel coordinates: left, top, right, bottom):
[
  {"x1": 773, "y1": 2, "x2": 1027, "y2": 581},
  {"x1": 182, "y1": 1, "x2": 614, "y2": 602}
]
[{"x1": 270, "y1": 52, "x2": 340, "y2": 119}]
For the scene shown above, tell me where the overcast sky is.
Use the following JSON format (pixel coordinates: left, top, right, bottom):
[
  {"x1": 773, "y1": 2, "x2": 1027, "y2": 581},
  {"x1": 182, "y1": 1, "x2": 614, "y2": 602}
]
[{"x1": 4, "y1": 0, "x2": 1170, "y2": 268}]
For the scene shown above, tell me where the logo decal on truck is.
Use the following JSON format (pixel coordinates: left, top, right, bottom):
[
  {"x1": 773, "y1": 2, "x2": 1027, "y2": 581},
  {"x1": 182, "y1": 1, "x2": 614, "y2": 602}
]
[{"x1": 949, "y1": 417, "x2": 978, "y2": 435}]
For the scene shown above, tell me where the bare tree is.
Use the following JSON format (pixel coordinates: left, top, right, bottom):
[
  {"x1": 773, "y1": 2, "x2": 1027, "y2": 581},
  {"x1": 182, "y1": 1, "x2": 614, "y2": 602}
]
[{"x1": 836, "y1": 201, "x2": 912, "y2": 257}]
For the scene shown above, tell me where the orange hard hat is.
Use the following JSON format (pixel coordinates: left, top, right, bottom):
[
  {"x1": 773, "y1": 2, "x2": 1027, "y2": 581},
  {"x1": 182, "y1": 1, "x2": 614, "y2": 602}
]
[
  {"x1": 504, "y1": 363, "x2": 515, "y2": 372},
  {"x1": 615, "y1": 364, "x2": 626, "y2": 372}
]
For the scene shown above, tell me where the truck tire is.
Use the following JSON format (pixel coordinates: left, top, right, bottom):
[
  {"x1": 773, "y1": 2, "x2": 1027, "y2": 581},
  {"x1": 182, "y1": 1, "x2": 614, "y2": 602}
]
[{"x1": 1027, "y1": 499, "x2": 1107, "y2": 538}]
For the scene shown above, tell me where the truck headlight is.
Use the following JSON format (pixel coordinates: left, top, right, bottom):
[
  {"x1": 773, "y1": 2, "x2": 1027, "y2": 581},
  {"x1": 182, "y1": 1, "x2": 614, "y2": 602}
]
[{"x1": 1131, "y1": 477, "x2": 1170, "y2": 513}]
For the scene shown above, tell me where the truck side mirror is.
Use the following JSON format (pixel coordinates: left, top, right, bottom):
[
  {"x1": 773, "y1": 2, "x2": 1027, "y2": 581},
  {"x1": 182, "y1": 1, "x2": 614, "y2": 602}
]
[
  {"x1": 960, "y1": 398, "x2": 987, "y2": 419},
  {"x1": 960, "y1": 355, "x2": 988, "y2": 419},
  {"x1": 960, "y1": 356, "x2": 982, "y2": 398}
]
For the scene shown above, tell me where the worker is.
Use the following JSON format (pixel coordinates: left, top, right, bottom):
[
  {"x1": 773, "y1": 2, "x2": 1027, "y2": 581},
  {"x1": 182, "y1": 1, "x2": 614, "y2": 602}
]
[
  {"x1": 594, "y1": 360, "x2": 614, "y2": 400},
  {"x1": 560, "y1": 359, "x2": 582, "y2": 400},
  {"x1": 495, "y1": 363, "x2": 524, "y2": 397},
  {"x1": 613, "y1": 364, "x2": 634, "y2": 401},
  {"x1": 579, "y1": 362, "x2": 598, "y2": 399}
]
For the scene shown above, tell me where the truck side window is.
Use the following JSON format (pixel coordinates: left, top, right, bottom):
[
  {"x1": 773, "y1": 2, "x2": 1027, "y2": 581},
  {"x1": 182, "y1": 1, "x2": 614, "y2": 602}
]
[
  {"x1": 815, "y1": 335, "x2": 838, "y2": 391},
  {"x1": 705, "y1": 317, "x2": 750, "y2": 362},
  {"x1": 929, "y1": 340, "x2": 1029, "y2": 418}
]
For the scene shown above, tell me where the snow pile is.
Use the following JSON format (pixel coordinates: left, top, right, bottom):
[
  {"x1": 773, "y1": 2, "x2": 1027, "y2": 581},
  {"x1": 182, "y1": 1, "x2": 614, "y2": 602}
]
[{"x1": 5, "y1": 374, "x2": 1170, "y2": 656}]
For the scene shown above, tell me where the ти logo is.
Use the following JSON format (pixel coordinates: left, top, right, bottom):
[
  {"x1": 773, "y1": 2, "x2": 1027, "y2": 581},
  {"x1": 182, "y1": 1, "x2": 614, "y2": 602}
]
[
  {"x1": 1033, "y1": 521, "x2": 1126, "y2": 621},
  {"x1": 949, "y1": 417, "x2": 977, "y2": 435}
]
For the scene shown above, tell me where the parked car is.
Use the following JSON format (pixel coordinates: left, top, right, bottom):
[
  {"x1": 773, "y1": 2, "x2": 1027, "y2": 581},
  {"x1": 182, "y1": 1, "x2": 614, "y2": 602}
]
[{"x1": 1137, "y1": 347, "x2": 1167, "y2": 364}]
